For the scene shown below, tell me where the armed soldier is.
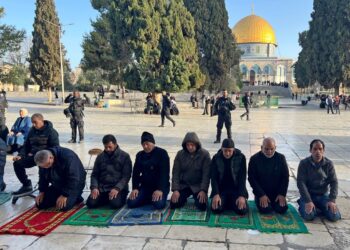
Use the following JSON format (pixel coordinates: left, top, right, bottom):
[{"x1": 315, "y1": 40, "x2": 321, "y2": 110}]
[{"x1": 64, "y1": 91, "x2": 85, "y2": 143}]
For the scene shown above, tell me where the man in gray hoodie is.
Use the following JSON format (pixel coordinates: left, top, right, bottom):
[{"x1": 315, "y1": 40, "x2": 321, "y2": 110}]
[
  {"x1": 170, "y1": 132, "x2": 211, "y2": 211},
  {"x1": 297, "y1": 139, "x2": 341, "y2": 222}
]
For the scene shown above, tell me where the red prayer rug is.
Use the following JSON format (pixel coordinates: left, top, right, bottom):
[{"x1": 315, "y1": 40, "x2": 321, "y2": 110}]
[{"x1": 0, "y1": 204, "x2": 83, "y2": 236}]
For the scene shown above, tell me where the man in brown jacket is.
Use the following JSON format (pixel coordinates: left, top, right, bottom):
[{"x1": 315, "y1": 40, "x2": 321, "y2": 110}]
[{"x1": 170, "y1": 132, "x2": 211, "y2": 211}]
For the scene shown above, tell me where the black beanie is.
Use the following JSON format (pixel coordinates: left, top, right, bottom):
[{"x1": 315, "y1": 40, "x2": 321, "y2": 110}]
[
  {"x1": 141, "y1": 131, "x2": 155, "y2": 144},
  {"x1": 222, "y1": 138, "x2": 235, "y2": 148}
]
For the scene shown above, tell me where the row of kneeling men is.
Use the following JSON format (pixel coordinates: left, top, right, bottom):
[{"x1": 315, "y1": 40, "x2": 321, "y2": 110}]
[{"x1": 25, "y1": 131, "x2": 341, "y2": 222}]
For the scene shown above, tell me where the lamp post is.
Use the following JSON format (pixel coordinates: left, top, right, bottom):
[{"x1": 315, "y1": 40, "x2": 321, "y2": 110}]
[{"x1": 42, "y1": 19, "x2": 73, "y2": 102}]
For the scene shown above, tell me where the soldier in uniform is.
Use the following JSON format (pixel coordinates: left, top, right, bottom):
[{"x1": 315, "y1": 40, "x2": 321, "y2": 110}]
[
  {"x1": 64, "y1": 91, "x2": 85, "y2": 143},
  {"x1": 214, "y1": 90, "x2": 236, "y2": 143}
]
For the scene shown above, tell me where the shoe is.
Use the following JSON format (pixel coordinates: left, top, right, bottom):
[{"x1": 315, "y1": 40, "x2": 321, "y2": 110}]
[
  {"x1": 0, "y1": 183, "x2": 6, "y2": 192},
  {"x1": 158, "y1": 125, "x2": 164, "y2": 127},
  {"x1": 13, "y1": 184, "x2": 33, "y2": 196},
  {"x1": 173, "y1": 121, "x2": 176, "y2": 127},
  {"x1": 214, "y1": 140, "x2": 221, "y2": 144},
  {"x1": 79, "y1": 140, "x2": 84, "y2": 143},
  {"x1": 240, "y1": 115, "x2": 243, "y2": 120},
  {"x1": 68, "y1": 139, "x2": 76, "y2": 143}
]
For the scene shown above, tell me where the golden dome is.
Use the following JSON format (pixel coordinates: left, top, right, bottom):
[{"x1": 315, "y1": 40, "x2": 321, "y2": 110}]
[{"x1": 232, "y1": 15, "x2": 277, "y2": 45}]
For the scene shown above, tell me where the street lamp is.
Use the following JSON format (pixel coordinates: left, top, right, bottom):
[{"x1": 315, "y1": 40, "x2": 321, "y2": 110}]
[{"x1": 42, "y1": 19, "x2": 73, "y2": 102}]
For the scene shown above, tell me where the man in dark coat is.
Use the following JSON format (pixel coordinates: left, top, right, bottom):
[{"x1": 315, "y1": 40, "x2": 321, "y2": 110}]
[
  {"x1": 170, "y1": 132, "x2": 211, "y2": 211},
  {"x1": 159, "y1": 92, "x2": 175, "y2": 127},
  {"x1": 248, "y1": 138, "x2": 289, "y2": 214},
  {"x1": 297, "y1": 139, "x2": 341, "y2": 222},
  {"x1": 240, "y1": 92, "x2": 251, "y2": 121},
  {"x1": 86, "y1": 134, "x2": 132, "y2": 209},
  {"x1": 214, "y1": 90, "x2": 236, "y2": 143},
  {"x1": 34, "y1": 147, "x2": 86, "y2": 211},
  {"x1": 13, "y1": 113, "x2": 59, "y2": 195},
  {"x1": 210, "y1": 138, "x2": 249, "y2": 215},
  {"x1": 65, "y1": 91, "x2": 85, "y2": 143},
  {"x1": 127, "y1": 131, "x2": 170, "y2": 209}
]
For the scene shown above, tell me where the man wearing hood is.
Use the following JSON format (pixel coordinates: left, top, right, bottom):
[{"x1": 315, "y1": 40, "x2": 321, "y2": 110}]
[
  {"x1": 248, "y1": 138, "x2": 289, "y2": 214},
  {"x1": 86, "y1": 134, "x2": 132, "y2": 209},
  {"x1": 210, "y1": 138, "x2": 248, "y2": 214},
  {"x1": 170, "y1": 132, "x2": 211, "y2": 211},
  {"x1": 13, "y1": 113, "x2": 59, "y2": 196},
  {"x1": 127, "y1": 131, "x2": 170, "y2": 209},
  {"x1": 65, "y1": 91, "x2": 85, "y2": 143},
  {"x1": 34, "y1": 147, "x2": 86, "y2": 211}
]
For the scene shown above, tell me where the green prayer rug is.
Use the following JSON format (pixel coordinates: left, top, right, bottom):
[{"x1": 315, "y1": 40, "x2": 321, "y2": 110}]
[
  {"x1": 63, "y1": 207, "x2": 118, "y2": 227},
  {"x1": 0, "y1": 192, "x2": 11, "y2": 205},
  {"x1": 163, "y1": 200, "x2": 210, "y2": 226},
  {"x1": 252, "y1": 204, "x2": 309, "y2": 234},
  {"x1": 208, "y1": 201, "x2": 255, "y2": 229}
]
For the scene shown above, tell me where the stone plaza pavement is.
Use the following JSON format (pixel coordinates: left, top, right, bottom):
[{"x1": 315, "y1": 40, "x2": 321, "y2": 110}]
[{"x1": 0, "y1": 98, "x2": 349, "y2": 250}]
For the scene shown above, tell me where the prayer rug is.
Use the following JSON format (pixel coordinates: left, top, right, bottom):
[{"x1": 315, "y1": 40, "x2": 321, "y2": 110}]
[
  {"x1": 252, "y1": 204, "x2": 309, "y2": 234},
  {"x1": 0, "y1": 192, "x2": 11, "y2": 205},
  {"x1": 0, "y1": 204, "x2": 83, "y2": 236},
  {"x1": 109, "y1": 204, "x2": 168, "y2": 226},
  {"x1": 163, "y1": 200, "x2": 210, "y2": 226},
  {"x1": 63, "y1": 207, "x2": 117, "y2": 227},
  {"x1": 208, "y1": 201, "x2": 255, "y2": 229}
]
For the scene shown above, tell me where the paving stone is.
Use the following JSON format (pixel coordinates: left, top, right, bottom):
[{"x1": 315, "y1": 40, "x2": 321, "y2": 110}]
[
  {"x1": 285, "y1": 231, "x2": 334, "y2": 248},
  {"x1": 185, "y1": 241, "x2": 227, "y2": 250},
  {"x1": 83, "y1": 235, "x2": 146, "y2": 250},
  {"x1": 121, "y1": 225, "x2": 170, "y2": 238},
  {"x1": 324, "y1": 220, "x2": 350, "y2": 229},
  {"x1": 166, "y1": 226, "x2": 226, "y2": 242},
  {"x1": 337, "y1": 197, "x2": 350, "y2": 219},
  {"x1": 226, "y1": 229, "x2": 283, "y2": 245},
  {"x1": 229, "y1": 245, "x2": 280, "y2": 250},
  {"x1": 53, "y1": 225, "x2": 128, "y2": 236},
  {"x1": 304, "y1": 221, "x2": 328, "y2": 232},
  {"x1": 0, "y1": 235, "x2": 38, "y2": 249},
  {"x1": 26, "y1": 233, "x2": 92, "y2": 250},
  {"x1": 143, "y1": 239, "x2": 183, "y2": 250}
]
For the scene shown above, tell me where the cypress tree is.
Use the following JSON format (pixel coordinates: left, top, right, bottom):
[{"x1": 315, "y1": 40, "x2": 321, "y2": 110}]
[{"x1": 29, "y1": 0, "x2": 61, "y2": 101}]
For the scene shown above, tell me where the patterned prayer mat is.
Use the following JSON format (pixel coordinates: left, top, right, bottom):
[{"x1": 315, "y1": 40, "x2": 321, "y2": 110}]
[
  {"x1": 63, "y1": 206, "x2": 118, "y2": 227},
  {"x1": 252, "y1": 204, "x2": 309, "y2": 234},
  {"x1": 208, "y1": 201, "x2": 255, "y2": 229},
  {"x1": 163, "y1": 200, "x2": 210, "y2": 226},
  {"x1": 0, "y1": 192, "x2": 11, "y2": 205},
  {"x1": 109, "y1": 204, "x2": 168, "y2": 226},
  {"x1": 0, "y1": 204, "x2": 83, "y2": 236}
]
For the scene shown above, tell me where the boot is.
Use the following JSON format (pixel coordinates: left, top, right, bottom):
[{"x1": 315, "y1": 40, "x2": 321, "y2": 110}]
[
  {"x1": 13, "y1": 181, "x2": 33, "y2": 196},
  {"x1": 68, "y1": 139, "x2": 76, "y2": 143},
  {"x1": 227, "y1": 128, "x2": 232, "y2": 139},
  {"x1": 214, "y1": 129, "x2": 221, "y2": 143}
]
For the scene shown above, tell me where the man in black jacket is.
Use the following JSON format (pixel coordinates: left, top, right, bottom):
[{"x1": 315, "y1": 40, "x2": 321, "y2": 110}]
[
  {"x1": 34, "y1": 147, "x2": 86, "y2": 211},
  {"x1": 248, "y1": 138, "x2": 289, "y2": 214},
  {"x1": 210, "y1": 138, "x2": 249, "y2": 215},
  {"x1": 127, "y1": 131, "x2": 170, "y2": 209},
  {"x1": 159, "y1": 92, "x2": 175, "y2": 127},
  {"x1": 297, "y1": 139, "x2": 341, "y2": 222},
  {"x1": 13, "y1": 113, "x2": 59, "y2": 196},
  {"x1": 86, "y1": 134, "x2": 132, "y2": 209},
  {"x1": 214, "y1": 90, "x2": 235, "y2": 143},
  {"x1": 170, "y1": 132, "x2": 211, "y2": 211},
  {"x1": 65, "y1": 91, "x2": 85, "y2": 143}
]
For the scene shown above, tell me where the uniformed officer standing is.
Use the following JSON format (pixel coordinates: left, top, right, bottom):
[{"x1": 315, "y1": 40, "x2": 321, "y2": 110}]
[
  {"x1": 214, "y1": 90, "x2": 235, "y2": 143},
  {"x1": 65, "y1": 91, "x2": 85, "y2": 143}
]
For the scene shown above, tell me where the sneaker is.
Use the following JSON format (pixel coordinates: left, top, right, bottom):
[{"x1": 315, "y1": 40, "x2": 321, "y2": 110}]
[
  {"x1": 213, "y1": 140, "x2": 221, "y2": 144},
  {"x1": 0, "y1": 183, "x2": 6, "y2": 192},
  {"x1": 13, "y1": 184, "x2": 33, "y2": 196},
  {"x1": 68, "y1": 139, "x2": 76, "y2": 143}
]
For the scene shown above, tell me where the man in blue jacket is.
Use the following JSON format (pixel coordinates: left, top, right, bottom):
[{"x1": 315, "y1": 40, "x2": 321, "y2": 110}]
[
  {"x1": 127, "y1": 132, "x2": 170, "y2": 209},
  {"x1": 34, "y1": 147, "x2": 86, "y2": 211}
]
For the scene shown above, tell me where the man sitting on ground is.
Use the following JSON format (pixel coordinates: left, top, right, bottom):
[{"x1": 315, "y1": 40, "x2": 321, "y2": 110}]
[
  {"x1": 86, "y1": 134, "x2": 132, "y2": 209},
  {"x1": 127, "y1": 132, "x2": 170, "y2": 209},
  {"x1": 210, "y1": 138, "x2": 249, "y2": 215},
  {"x1": 13, "y1": 113, "x2": 59, "y2": 196},
  {"x1": 248, "y1": 137, "x2": 289, "y2": 214},
  {"x1": 170, "y1": 132, "x2": 211, "y2": 211},
  {"x1": 34, "y1": 147, "x2": 86, "y2": 211},
  {"x1": 297, "y1": 139, "x2": 341, "y2": 222}
]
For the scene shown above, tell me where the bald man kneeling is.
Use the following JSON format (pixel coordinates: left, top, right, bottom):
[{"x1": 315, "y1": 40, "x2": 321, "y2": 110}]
[{"x1": 248, "y1": 138, "x2": 289, "y2": 214}]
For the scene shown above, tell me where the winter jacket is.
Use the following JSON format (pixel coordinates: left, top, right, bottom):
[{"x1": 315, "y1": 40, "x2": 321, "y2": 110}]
[
  {"x1": 38, "y1": 146, "x2": 86, "y2": 197},
  {"x1": 297, "y1": 156, "x2": 338, "y2": 202},
  {"x1": 90, "y1": 147, "x2": 132, "y2": 192},
  {"x1": 10, "y1": 116, "x2": 32, "y2": 139},
  {"x1": 214, "y1": 97, "x2": 235, "y2": 118},
  {"x1": 19, "y1": 120, "x2": 59, "y2": 157},
  {"x1": 172, "y1": 132, "x2": 211, "y2": 193}
]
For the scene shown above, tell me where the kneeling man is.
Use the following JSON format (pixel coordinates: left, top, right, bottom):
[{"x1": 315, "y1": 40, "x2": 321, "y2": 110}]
[
  {"x1": 170, "y1": 132, "x2": 211, "y2": 211},
  {"x1": 86, "y1": 134, "x2": 132, "y2": 209},
  {"x1": 34, "y1": 147, "x2": 86, "y2": 211},
  {"x1": 248, "y1": 138, "x2": 289, "y2": 214},
  {"x1": 297, "y1": 139, "x2": 341, "y2": 222},
  {"x1": 127, "y1": 132, "x2": 170, "y2": 209},
  {"x1": 211, "y1": 139, "x2": 248, "y2": 215}
]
